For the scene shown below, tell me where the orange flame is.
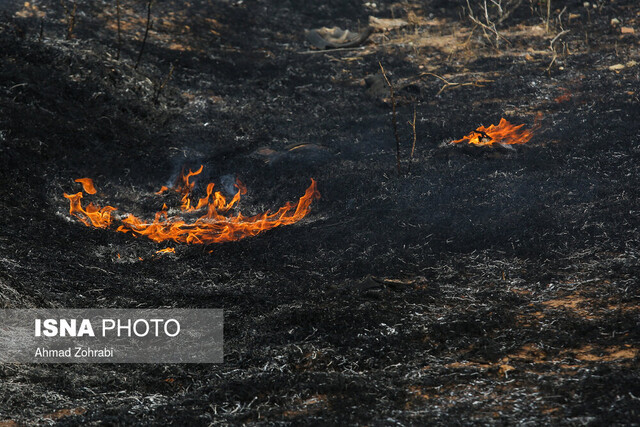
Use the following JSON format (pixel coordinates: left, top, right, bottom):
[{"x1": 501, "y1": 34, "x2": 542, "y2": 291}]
[
  {"x1": 75, "y1": 178, "x2": 97, "y2": 194},
  {"x1": 452, "y1": 118, "x2": 534, "y2": 146},
  {"x1": 64, "y1": 166, "x2": 320, "y2": 245},
  {"x1": 156, "y1": 247, "x2": 175, "y2": 254},
  {"x1": 63, "y1": 192, "x2": 117, "y2": 228}
]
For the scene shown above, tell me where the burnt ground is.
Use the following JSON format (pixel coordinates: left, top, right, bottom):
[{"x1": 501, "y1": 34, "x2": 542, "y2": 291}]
[{"x1": 0, "y1": 0, "x2": 639, "y2": 424}]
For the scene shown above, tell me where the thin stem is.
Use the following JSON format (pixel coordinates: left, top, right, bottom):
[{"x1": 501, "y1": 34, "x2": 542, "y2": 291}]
[
  {"x1": 408, "y1": 105, "x2": 417, "y2": 173},
  {"x1": 379, "y1": 62, "x2": 401, "y2": 174},
  {"x1": 153, "y1": 62, "x2": 175, "y2": 104},
  {"x1": 116, "y1": 0, "x2": 122, "y2": 60},
  {"x1": 135, "y1": 0, "x2": 153, "y2": 70},
  {"x1": 60, "y1": 0, "x2": 77, "y2": 40},
  {"x1": 410, "y1": 105, "x2": 417, "y2": 160}
]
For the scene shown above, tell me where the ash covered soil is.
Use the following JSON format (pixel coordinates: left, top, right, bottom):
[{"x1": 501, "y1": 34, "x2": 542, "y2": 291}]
[{"x1": 1, "y1": 0, "x2": 639, "y2": 424}]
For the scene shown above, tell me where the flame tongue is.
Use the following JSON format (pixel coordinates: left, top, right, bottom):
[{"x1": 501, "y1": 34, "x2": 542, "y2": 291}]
[
  {"x1": 452, "y1": 118, "x2": 534, "y2": 146},
  {"x1": 64, "y1": 167, "x2": 320, "y2": 245},
  {"x1": 63, "y1": 192, "x2": 116, "y2": 228},
  {"x1": 74, "y1": 178, "x2": 97, "y2": 194}
]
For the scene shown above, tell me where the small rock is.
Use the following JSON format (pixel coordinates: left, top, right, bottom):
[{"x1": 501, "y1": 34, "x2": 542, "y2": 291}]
[
  {"x1": 369, "y1": 16, "x2": 409, "y2": 31},
  {"x1": 306, "y1": 26, "x2": 373, "y2": 49},
  {"x1": 610, "y1": 18, "x2": 620, "y2": 27}
]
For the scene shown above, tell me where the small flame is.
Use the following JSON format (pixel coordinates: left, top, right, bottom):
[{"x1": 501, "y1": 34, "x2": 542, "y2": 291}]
[
  {"x1": 64, "y1": 166, "x2": 320, "y2": 245},
  {"x1": 452, "y1": 118, "x2": 534, "y2": 146},
  {"x1": 75, "y1": 178, "x2": 97, "y2": 194},
  {"x1": 63, "y1": 192, "x2": 117, "y2": 228},
  {"x1": 156, "y1": 247, "x2": 175, "y2": 254}
]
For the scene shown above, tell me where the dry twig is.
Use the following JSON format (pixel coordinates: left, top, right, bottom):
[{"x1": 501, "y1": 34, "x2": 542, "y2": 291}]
[
  {"x1": 494, "y1": 0, "x2": 523, "y2": 24},
  {"x1": 115, "y1": 0, "x2": 122, "y2": 59},
  {"x1": 549, "y1": 29, "x2": 570, "y2": 50},
  {"x1": 417, "y1": 72, "x2": 494, "y2": 95},
  {"x1": 545, "y1": 29, "x2": 569, "y2": 74},
  {"x1": 466, "y1": 0, "x2": 512, "y2": 49},
  {"x1": 135, "y1": 0, "x2": 153, "y2": 70},
  {"x1": 60, "y1": 0, "x2": 77, "y2": 40},
  {"x1": 153, "y1": 62, "x2": 175, "y2": 104},
  {"x1": 408, "y1": 105, "x2": 417, "y2": 171}
]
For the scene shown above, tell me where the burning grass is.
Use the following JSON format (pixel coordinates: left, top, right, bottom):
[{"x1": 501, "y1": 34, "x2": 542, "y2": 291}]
[
  {"x1": 63, "y1": 166, "x2": 320, "y2": 245},
  {"x1": 452, "y1": 118, "x2": 535, "y2": 146},
  {"x1": 3, "y1": 0, "x2": 640, "y2": 423}
]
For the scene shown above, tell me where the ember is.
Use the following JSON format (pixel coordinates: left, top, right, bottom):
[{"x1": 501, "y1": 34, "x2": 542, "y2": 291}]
[
  {"x1": 63, "y1": 167, "x2": 320, "y2": 245},
  {"x1": 452, "y1": 118, "x2": 534, "y2": 146}
]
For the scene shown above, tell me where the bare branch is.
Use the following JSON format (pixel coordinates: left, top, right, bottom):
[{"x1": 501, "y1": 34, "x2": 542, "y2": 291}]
[
  {"x1": 416, "y1": 72, "x2": 494, "y2": 96},
  {"x1": 135, "y1": 0, "x2": 153, "y2": 70},
  {"x1": 60, "y1": 0, "x2": 77, "y2": 40},
  {"x1": 153, "y1": 62, "x2": 175, "y2": 104},
  {"x1": 550, "y1": 29, "x2": 570, "y2": 50}
]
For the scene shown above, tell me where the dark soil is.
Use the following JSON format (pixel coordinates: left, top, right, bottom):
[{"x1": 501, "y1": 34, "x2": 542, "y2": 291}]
[{"x1": 1, "y1": 0, "x2": 639, "y2": 424}]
